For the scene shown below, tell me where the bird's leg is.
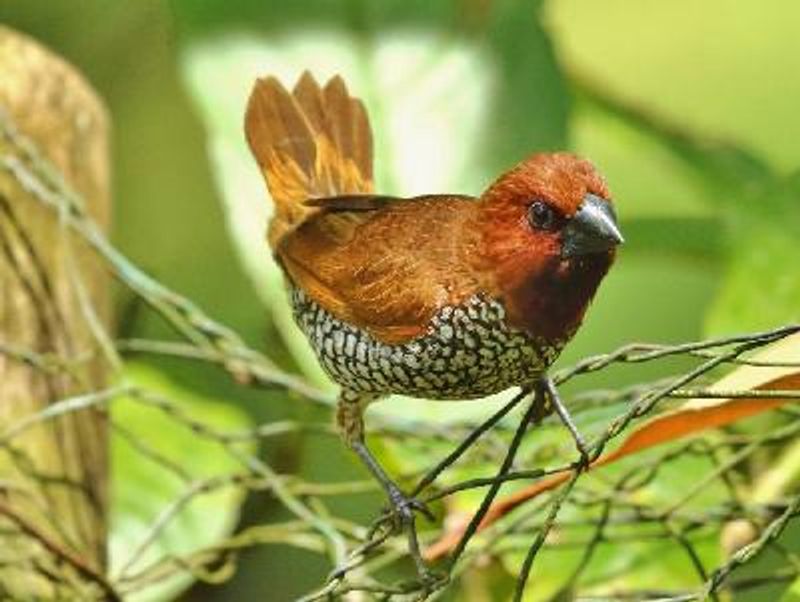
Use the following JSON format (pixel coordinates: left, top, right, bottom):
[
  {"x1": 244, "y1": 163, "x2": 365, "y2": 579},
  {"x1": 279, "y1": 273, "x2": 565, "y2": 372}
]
[
  {"x1": 336, "y1": 390, "x2": 435, "y2": 582},
  {"x1": 538, "y1": 378, "x2": 591, "y2": 468}
]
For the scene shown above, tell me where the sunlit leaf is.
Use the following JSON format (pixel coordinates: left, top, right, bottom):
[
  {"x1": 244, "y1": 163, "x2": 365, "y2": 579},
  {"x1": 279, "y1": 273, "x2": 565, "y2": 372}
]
[
  {"x1": 110, "y1": 363, "x2": 254, "y2": 601},
  {"x1": 781, "y1": 577, "x2": 800, "y2": 602},
  {"x1": 548, "y1": 0, "x2": 800, "y2": 172},
  {"x1": 705, "y1": 173, "x2": 800, "y2": 335}
]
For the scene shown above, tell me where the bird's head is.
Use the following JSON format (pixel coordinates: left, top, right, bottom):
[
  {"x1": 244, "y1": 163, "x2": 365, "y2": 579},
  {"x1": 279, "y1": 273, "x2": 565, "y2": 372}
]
[{"x1": 476, "y1": 152, "x2": 623, "y2": 343}]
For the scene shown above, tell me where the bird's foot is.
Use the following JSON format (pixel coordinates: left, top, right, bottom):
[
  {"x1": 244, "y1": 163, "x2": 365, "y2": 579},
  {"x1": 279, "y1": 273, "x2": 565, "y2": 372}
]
[
  {"x1": 344, "y1": 436, "x2": 440, "y2": 585},
  {"x1": 388, "y1": 487, "x2": 439, "y2": 585},
  {"x1": 387, "y1": 487, "x2": 435, "y2": 530},
  {"x1": 364, "y1": 485, "x2": 440, "y2": 586},
  {"x1": 570, "y1": 435, "x2": 592, "y2": 472},
  {"x1": 366, "y1": 487, "x2": 434, "y2": 540}
]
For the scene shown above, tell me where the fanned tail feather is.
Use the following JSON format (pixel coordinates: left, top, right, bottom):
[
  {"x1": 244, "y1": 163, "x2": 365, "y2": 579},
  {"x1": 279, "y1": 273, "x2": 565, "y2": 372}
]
[{"x1": 244, "y1": 71, "x2": 374, "y2": 249}]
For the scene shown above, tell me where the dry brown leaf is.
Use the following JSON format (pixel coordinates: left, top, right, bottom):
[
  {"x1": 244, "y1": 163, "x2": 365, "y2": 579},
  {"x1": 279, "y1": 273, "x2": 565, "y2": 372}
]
[{"x1": 426, "y1": 333, "x2": 800, "y2": 561}]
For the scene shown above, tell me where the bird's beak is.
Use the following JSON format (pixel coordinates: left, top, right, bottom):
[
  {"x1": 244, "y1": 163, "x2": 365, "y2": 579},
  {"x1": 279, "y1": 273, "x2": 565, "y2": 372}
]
[{"x1": 561, "y1": 193, "x2": 624, "y2": 258}]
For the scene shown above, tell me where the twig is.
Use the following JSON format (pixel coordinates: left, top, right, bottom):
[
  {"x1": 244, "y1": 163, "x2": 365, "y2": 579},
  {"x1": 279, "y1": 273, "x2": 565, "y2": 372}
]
[{"x1": 0, "y1": 499, "x2": 120, "y2": 601}]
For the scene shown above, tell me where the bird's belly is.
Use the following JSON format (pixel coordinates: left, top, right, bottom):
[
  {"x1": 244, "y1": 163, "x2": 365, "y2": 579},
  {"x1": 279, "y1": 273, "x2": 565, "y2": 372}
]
[
  {"x1": 292, "y1": 289, "x2": 561, "y2": 399},
  {"x1": 291, "y1": 289, "x2": 563, "y2": 399}
]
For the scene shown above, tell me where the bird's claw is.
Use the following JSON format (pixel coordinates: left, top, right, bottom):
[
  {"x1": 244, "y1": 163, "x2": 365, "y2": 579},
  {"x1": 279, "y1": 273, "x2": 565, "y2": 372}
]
[
  {"x1": 388, "y1": 488, "x2": 435, "y2": 525},
  {"x1": 570, "y1": 438, "x2": 592, "y2": 472},
  {"x1": 367, "y1": 489, "x2": 434, "y2": 538}
]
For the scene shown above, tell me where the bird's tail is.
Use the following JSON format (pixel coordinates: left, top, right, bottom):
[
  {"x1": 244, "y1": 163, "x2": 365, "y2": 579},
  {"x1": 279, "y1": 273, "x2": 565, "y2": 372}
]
[{"x1": 245, "y1": 71, "x2": 374, "y2": 250}]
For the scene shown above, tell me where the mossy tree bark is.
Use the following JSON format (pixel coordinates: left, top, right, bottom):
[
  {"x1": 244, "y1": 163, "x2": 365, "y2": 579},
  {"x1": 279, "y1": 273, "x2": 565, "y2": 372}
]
[{"x1": 0, "y1": 26, "x2": 112, "y2": 599}]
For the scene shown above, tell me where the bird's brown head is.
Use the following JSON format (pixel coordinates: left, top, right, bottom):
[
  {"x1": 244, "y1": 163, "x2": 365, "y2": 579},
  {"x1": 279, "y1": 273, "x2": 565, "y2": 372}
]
[{"x1": 476, "y1": 152, "x2": 623, "y2": 344}]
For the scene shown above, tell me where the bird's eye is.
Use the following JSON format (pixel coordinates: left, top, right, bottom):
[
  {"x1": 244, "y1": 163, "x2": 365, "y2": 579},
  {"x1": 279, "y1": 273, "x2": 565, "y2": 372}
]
[{"x1": 527, "y1": 200, "x2": 560, "y2": 231}]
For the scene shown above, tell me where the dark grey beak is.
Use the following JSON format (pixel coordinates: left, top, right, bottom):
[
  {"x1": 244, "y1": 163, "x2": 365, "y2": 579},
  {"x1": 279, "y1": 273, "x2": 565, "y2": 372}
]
[{"x1": 561, "y1": 193, "x2": 624, "y2": 258}]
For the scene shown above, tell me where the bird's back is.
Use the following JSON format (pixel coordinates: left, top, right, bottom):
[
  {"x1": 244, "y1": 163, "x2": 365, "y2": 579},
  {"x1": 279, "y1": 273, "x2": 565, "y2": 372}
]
[{"x1": 280, "y1": 194, "x2": 488, "y2": 344}]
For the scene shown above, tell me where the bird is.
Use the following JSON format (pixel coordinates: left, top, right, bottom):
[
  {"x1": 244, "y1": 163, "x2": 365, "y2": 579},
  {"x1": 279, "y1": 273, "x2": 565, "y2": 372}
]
[{"x1": 244, "y1": 71, "x2": 623, "y2": 579}]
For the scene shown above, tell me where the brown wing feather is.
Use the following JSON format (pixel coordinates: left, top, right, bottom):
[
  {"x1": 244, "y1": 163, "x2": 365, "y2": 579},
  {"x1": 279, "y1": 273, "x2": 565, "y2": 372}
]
[
  {"x1": 304, "y1": 194, "x2": 399, "y2": 212},
  {"x1": 280, "y1": 196, "x2": 484, "y2": 344},
  {"x1": 245, "y1": 71, "x2": 374, "y2": 248}
]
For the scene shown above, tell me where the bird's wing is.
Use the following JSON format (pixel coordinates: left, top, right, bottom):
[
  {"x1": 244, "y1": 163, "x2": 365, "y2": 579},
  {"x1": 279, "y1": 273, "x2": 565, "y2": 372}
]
[
  {"x1": 278, "y1": 195, "x2": 482, "y2": 345},
  {"x1": 245, "y1": 71, "x2": 374, "y2": 249}
]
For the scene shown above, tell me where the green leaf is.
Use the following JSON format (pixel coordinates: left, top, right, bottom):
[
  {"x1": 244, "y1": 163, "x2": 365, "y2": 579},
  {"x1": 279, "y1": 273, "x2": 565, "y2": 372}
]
[
  {"x1": 781, "y1": 577, "x2": 800, "y2": 602},
  {"x1": 548, "y1": 0, "x2": 800, "y2": 172},
  {"x1": 110, "y1": 362, "x2": 255, "y2": 601},
  {"x1": 704, "y1": 173, "x2": 800, "y2": 335}
]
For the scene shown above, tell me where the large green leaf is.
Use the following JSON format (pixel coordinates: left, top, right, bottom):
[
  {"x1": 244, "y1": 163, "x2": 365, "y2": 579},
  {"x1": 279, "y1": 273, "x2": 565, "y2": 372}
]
[
  {"x1": 705, "y1": 174, "x2": 800, "y2": 334},
  {"x1": 782, "y1": 578, "x2": 800, "y2": 602},
  {"x1": 110, "y1": 363, "x2": 255, "y2": 601},
  {"x1": 547, "y1": 0, "x2": 800, "y2": 172}
]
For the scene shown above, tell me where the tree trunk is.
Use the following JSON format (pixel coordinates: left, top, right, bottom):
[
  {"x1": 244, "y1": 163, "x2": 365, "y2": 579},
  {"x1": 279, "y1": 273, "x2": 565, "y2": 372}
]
[{"x1": 0, "y1": 26, "x2": 111, "y2": 599}]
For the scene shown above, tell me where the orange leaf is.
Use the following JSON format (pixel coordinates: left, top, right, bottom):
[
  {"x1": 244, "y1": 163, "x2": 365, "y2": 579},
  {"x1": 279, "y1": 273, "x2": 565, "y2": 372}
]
[{"x1": 426, "y1": 333, "x2": 800, "y2": 561}]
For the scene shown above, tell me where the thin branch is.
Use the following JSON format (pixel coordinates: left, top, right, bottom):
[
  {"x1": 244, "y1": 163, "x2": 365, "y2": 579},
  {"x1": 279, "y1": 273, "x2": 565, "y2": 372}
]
[{"x1": 0, "y1": 499, "x2": 120, "y2": 601}]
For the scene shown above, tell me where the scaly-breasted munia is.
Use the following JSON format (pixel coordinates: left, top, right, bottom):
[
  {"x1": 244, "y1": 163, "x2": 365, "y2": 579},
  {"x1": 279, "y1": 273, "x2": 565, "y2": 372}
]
[{"x1": 245, "y1": 72, "x2": 623, "y2": 576}]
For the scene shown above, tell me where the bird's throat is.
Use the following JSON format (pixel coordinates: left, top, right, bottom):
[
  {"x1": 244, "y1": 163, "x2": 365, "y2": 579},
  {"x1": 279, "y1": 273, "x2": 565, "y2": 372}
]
[{"x1": 504, "y1": 253, "x2": 613, "y2": 344}]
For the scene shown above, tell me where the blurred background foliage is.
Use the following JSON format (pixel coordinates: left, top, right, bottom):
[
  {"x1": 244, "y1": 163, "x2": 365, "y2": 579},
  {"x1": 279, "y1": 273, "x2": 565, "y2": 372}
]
[{"x1": 2, "y1": 0, "x2": 799, "y2": 600}]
